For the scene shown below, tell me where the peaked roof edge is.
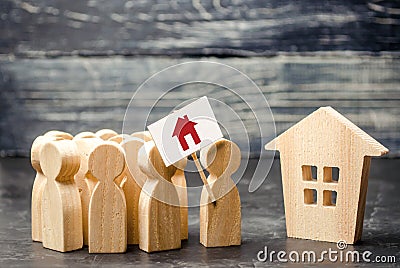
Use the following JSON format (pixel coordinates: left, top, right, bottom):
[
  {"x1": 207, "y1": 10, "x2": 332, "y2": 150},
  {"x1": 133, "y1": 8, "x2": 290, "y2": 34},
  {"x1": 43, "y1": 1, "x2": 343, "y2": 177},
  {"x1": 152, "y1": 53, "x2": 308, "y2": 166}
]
[
  {"x1": 172, "y1": 115, "x2": 198, "y2": 137},
  {"x1": 265, "y1": 106, "x2": 389, "y2": 156}
]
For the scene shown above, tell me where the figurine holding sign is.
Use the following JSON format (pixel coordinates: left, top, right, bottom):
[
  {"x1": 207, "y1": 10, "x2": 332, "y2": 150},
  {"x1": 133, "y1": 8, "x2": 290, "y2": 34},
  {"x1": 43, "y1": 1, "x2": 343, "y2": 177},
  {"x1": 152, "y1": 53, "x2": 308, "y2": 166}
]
[{"x1": 146, "y1": 96, "x2": 241, "y2": 249}]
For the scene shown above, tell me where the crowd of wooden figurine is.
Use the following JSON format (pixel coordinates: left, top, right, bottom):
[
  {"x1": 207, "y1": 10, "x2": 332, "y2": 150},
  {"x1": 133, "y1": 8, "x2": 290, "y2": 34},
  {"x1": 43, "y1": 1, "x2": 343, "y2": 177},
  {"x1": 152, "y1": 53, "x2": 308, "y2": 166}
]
[{"x1": 31, "y1": 129, "x2": 241, "y2": 253}]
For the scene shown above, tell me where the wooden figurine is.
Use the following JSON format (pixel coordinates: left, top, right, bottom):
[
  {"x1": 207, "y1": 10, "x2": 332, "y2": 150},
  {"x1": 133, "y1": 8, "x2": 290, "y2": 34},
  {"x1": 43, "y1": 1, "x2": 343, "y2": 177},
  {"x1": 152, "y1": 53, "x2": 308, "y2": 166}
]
[
  {"x1": 73, "y1": 135, "x2": 103, "y2": 246},
  {"x1": 87, "y1": 142, "x2": 127, "y2": 253},
  {"x1": 129, "y1": 131, "x2": 153, "y2": 189},
  {"x1": 138, "y1": 122, "x2": 189, "y2": 241},
  {"x1": 109, "y1": 135, "x2": 146, "y2": 245},
  {"x1": 171, "y1": 157, "x2": 188, "y2": 240},
  {"x1": 31, "y1": 132, "x2": 73, "y2": 242},
  {"x1": 31, "y1": 136, "x2": 56, "y2": 242},
  {"x1": 129, "y1": 132, "x2": 153, "y2": 188},
  {"x1": 138, "y1": 141, "x2": 181, "y2": 252},
  {"x1": 40, "y1": 140, "x2": 83, "y2": 252},
  {"x1": 44, "y1": 130, "x2": 73, "y2": 140},
  {"x1": 95, "y1": 129, "x2": 118, "y2": 140},
  {"x1": 107, "y1": 135, "x2": 128, "y2": 186},
  {"x1": 265, "y1": 106, "x2": 389, "y2": 244},
  {"x1": 199, "y1": 138, "x2": 241, "y2": 247},
  {"x1": 108, "y1": 134, "x2": 124, "y2": 144},
  {"x1": 108, "y1": 133, "x2": 152, "y2": 245},
  {"x1": 73, "y1": 131, "x2": 97, "y2": 139},
  {"x1": 31, "y1": 136, "x2": 47, "y2": 242},
  {"x1": 131, "y1": 130, "x2": 152, "y2": 141}
]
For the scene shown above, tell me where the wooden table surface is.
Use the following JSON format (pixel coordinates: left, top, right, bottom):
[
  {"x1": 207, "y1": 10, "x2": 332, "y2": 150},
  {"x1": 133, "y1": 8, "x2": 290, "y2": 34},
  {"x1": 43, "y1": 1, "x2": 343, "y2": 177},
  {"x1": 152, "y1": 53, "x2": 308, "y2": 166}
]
[{"x1": 0, "y1": 157, "x2": 398, "y2": 267}]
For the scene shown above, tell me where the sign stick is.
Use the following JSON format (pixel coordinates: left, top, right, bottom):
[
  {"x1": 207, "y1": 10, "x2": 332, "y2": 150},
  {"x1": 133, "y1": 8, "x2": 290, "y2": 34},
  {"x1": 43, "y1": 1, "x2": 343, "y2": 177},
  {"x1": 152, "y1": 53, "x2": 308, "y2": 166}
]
[{"x1": 191, "y1": 152, "x2": 216, "y2": 202}]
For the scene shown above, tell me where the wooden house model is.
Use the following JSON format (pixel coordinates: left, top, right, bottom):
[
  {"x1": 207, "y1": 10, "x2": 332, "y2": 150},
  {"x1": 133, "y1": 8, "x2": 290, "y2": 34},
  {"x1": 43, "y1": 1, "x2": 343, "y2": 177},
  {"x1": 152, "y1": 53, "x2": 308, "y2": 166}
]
[{"x1": 265, "y1": 106, "x2": 388, "y2": 244}]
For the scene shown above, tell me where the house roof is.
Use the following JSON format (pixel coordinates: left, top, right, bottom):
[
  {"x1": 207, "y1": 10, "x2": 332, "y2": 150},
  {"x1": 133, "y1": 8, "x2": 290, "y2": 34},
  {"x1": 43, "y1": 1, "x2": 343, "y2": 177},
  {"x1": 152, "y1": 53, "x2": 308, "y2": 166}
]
[
  {"x1": 265, "y1": 106, "x2": 389, "y2": 156},
  {"x1": 172, "y1": 115, "x2": 197, "y2": 137}
]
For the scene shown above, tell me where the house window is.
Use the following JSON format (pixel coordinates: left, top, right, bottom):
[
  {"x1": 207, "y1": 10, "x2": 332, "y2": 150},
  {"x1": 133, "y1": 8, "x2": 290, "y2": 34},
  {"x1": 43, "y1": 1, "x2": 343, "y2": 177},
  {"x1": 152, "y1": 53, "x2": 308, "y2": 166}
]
[
  {"x1": 302, "y1": 165, "x2": 339, "y2": 207},
  {"x1": 304, "y1": 188, "x2": 317, "y2": 205},
  {"x1": 323, "y1": 167, "x2": 339, "y2": 183},
  {"x1": 302, "y1": 165, "x2": 317, "y2": 182},
  {"x1": 323, "y1": 190, "x2": 337, "y2": 206}
]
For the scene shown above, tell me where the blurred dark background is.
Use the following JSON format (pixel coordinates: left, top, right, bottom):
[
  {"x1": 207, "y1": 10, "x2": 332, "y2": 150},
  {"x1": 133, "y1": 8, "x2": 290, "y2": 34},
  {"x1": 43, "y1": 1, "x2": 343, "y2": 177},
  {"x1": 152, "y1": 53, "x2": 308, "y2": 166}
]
[{"x1": 1, "y1": 0, "x2": 399, "y2": 157}]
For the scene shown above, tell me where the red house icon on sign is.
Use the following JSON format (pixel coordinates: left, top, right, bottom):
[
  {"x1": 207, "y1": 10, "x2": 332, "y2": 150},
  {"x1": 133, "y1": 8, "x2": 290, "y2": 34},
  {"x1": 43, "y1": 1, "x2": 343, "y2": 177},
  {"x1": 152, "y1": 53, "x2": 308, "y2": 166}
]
[{"x1": 172, "y1": 115, "x2": 201, "y2": 151}]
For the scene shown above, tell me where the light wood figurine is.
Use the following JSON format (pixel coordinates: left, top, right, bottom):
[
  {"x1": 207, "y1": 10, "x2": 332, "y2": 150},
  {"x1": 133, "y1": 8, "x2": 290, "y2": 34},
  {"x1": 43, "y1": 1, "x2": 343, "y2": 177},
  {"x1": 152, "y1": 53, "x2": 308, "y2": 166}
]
[
  {"x1": 132, "y1": 131, "x2": 189, "y2": 240},
  {"x1": 40, "y1": 140, "x2": 83, "y2": 252},
  {"x1": 31, "y1": 136, "x2": 57, "y2": 242},
  {"x1": 131, "y1": 131, "x2": 152, "y2": 141},
  {"x1": 171, "y1": 157, "x2": 188, "y2": 240},
  {"x1": 31, "y1": 131, "x2": 74, "y2": 242},
  {"x1": 199, "y1": 138, "x2": 241, "y2": 247},
  {"x1": 107, "y1": 134, "x2": 128, "y2": 186},
  {"x1": 95, "y1": 129, "x2": 118, "y2": 140},
  {"x1": 44, "y1": 130, "x2": 73, "y2": 140},
  {"x1": 87, "y1": 141, "x2": 127, "y2": 253},
  {"x1": 108, "y1": 133, "x2": 152, "y2": 244},
  {"x1": 265, "y1": 106, "x2": 389, "y2": 244},
  {"x1": 74, "y1": 131, "x2": 97, "y2": 139},
  {"x1": 138, "y1": 141, "x2": 181, "y2": 252},
  {"x1": 73, "y1": 134, "x2": 103, "y2": 246},
  {"x1": 31, "y1": 136, "x2": 48, "y2": 242}
]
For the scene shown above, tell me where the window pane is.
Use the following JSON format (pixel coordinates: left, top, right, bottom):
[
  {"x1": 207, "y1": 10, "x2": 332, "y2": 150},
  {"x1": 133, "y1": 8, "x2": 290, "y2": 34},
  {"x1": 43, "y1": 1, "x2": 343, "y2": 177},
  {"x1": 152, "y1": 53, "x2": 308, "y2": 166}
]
[
  {"x1": 323, "y1": 166, "x2": 339, "y2": 183},
  {"x1": 304, "y1": 188, "x2": 317, "y2": 204},
  {"x1": 323, "y1": 190, "x2": 337, "y2": 206},
  {"x1": 302, "y1": 165, "x2": 317, "y2": 181}
]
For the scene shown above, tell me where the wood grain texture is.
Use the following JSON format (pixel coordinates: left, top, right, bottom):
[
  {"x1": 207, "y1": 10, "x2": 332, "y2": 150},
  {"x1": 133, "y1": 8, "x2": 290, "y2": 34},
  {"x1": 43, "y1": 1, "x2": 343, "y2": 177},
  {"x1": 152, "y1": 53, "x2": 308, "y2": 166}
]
[
  {"x1": 73, "y1": 136, "x2": 103, "y2": 246},
  {"x1": 95, "y1": 129, "x2": 118, "y2": 140},
  {"x1": 87, "y1": 141, "x2": 127, "y2": 253},
  {"x1": 199, "y1": 138, "x2": 241, "y2": 247},
  {"x1": 30, "y1": 132, "x2": 71, "y2": 242},
  {"x1": 108, "y1": 134, "x2": 124, "y2": 144},
  {"x1": 265, "y1": 106, "x2": 388, "y2": 243},
  {"x1": 131, "y1": 131, "x2": 152, "y2": 142},
  {"x1": 1, "y1": 1, "x2": 399, "y2": 56},
  {"x1": 138, "y1": 141, "x2": 181, "y2": 252},
  {"x1": 125, "y1": 131, "x2": 153, "y2": 244},
  {"x1": 128, "y1": 132, "x2": 153, "y2": 186},
  {"x1": 108, "y1": 133, "x2": 151, "y2": 245},
  {"x1": 73, "y1": 131, "x2": 96, "y2": 139},
  {"x1": 30, "y1": 136, "x2": 48, "y2": 242},
  {"x1": 40, "y1": 139, "x2": 82, "y2": 252},
  {"x1": 171, "y1": 157, "x2": 188, "y2": 240},
  {"x1": 43, "y1": 130, "x2": 73, "y2": 140},
  {"x1": 107, "y1": 134, "x2": 127, "y2": 186},
  {"x1": 0, "y1": 56, "x2": 398, "y2": 157}
]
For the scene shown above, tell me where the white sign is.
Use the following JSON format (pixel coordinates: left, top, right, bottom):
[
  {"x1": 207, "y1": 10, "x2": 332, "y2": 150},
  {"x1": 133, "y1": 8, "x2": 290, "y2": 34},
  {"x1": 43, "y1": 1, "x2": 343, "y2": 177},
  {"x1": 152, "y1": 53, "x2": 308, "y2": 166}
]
[{"x1": 147, "y1": 96, "x2": 223, "y2": 167}]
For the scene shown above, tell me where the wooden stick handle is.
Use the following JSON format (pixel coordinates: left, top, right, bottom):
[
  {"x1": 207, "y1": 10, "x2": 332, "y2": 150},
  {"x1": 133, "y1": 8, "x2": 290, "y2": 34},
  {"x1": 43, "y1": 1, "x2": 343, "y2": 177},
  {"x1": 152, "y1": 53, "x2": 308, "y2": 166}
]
[{"x1": 191, "y1": 152, "x2": 216, "y2": 202}]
